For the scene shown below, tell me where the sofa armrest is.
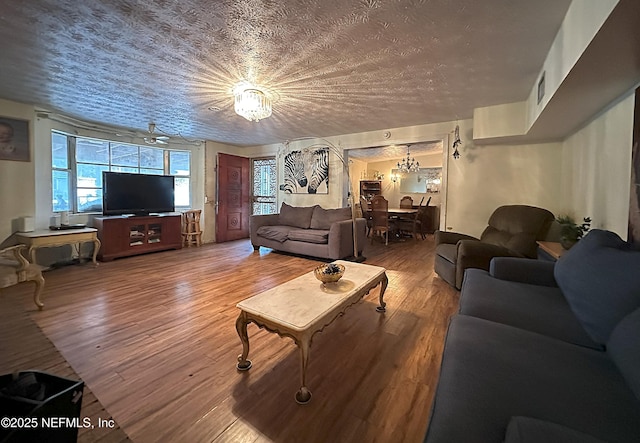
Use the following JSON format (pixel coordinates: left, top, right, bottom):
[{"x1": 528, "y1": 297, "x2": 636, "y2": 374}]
[
  {"x1": 435, "y1": 230, "x2": 478, "y2": 246},
  {"x1": 489, "y1": 257, "x2": 558, "y2": 287},
  {"x1": 505, "y1": 416, "x2": 606, "y2": 443},
  {"x1": 249, "y1": 214, "x2": 280, "y2": 245},
  {"x1": 328, "y1": 218, "x2": 366, "y2": 260}
]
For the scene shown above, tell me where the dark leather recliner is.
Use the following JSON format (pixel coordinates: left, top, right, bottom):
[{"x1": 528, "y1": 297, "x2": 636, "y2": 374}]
[{"x1": 434, "y1": 205, "x2": 555, "y2": 289}]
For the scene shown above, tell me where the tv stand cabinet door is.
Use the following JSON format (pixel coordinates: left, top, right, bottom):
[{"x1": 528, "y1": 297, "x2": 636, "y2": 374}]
[
  {"x1": 94, "y1": 217, "x2": 130, "y2": 261},
  {"x1": 95, "y1": 214, "x2": 182, "y2": 261}
]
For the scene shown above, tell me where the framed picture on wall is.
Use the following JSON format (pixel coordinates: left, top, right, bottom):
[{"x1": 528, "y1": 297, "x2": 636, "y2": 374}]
[
  {"x1": 0, "y1": 116, "x2": 30, "y2": 162},
  {"x1": 282, "y1": 147, "x2": 329, "y2": 194}
]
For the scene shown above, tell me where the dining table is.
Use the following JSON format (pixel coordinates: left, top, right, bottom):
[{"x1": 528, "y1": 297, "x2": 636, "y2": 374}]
[{"x1": 387, "y1": 208, "x2": 418, "y2": 217}]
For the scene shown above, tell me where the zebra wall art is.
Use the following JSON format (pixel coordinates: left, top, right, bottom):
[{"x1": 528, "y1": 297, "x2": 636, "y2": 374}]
[
  {"x1": 282, "y1": 147, "x2": 329, "y2": 194},
  {"x1": 282, "y1": 151, "x2": 307, "y2": 194},
  {"x1": 307, "y1": 148, "x2": 329, "y2": 194}
]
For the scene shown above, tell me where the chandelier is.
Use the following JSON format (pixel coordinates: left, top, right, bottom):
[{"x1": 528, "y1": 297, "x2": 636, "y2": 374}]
[
  {"x1": 233, "y1": 84, "x2": 272, "y2": 122},
  {"x1": 397, "y1": 145, "x2": 420, "y2": 173}
]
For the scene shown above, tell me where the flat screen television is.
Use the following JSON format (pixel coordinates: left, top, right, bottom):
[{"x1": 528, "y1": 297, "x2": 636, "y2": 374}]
[{"x1": 102, "y1": 172, "x2": 175, "y2": 216}]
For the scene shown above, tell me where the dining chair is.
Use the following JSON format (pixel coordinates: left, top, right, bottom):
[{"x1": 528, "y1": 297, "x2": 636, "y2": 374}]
[
  {"x1": 360, "y1": 196, "x2": 373, "y2": 237},
  {"x1": 397, "y1": 205, "x2": 429, "y2": 240},
  {"x1": 370, "y1": 195, "x2": 395, "y2": 245},
  {"x1": 400, "y1": 196, "x2": 414, "y2": 208}
]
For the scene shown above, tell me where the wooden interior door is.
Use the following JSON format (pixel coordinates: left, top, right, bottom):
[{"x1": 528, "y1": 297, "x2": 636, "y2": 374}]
[{"x1": 216, "y1": 153, "x2": 250, "y2": 242}]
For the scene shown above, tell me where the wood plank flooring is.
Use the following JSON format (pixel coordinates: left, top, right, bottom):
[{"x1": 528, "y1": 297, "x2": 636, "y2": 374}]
[
  {"x1": 0, "y1": 285, "x2": 131, "y2": 442},
  {"x1": 1, "y1": 235, "x2": 459, "y2": 442}
]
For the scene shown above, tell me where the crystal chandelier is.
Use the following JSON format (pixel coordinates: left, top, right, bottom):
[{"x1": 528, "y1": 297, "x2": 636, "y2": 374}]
[
  {"x1": 233, "y1": 84, "x2": 272, "y2": 122},
  {"x1": 397, "y1": 145, "x2": 420, "y2": 173}
]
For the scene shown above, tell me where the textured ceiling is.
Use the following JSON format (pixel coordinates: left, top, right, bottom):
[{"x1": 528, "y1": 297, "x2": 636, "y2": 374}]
[
  {"x1": 0, "y1": 0, "x2": 571, "y2": 147},
  {"x1": 348, "y1": 141, "x2": 442, "y2": 163}
]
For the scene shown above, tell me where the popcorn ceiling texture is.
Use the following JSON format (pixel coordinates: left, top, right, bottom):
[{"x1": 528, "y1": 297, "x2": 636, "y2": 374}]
[{"x1": 0, "y1": 0, "x2": 570, "y2": 146}]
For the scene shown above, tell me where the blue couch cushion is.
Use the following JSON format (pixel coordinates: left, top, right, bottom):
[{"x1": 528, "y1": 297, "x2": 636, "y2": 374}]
[
  {"x1": 505, "y1": 416, "x2": 606, "y2": 443},
  {"x1": 608, "y1": 307, "x2": 640, "y2": 400},
  {"x1": 554, "y1": 230, "x2": 640, "y2": 345},
  {"x1": 460, "y1": 269, "x2": 601, "y2": 350},
  {"x1": 424, "y1": 315, "x2": 640, "y2": 443}
]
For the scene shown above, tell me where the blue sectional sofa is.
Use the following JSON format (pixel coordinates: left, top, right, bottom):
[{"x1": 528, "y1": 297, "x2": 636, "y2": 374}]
[{"x1": 425, "y1": 230, "x2": 640, "y2": 442}]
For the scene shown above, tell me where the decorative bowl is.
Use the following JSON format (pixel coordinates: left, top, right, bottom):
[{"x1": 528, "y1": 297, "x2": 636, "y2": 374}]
[{"x1": 314, "y1": 263, "x2": 345, "y2": 283}]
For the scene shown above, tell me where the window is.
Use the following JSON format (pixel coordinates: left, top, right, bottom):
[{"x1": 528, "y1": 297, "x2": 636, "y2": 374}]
[
  {"x1": 251, "y1": 157, "x2": 276, "y2": 215},
  {"x1": 51, "y1": 132, "x2": 191, "y2": 213}
]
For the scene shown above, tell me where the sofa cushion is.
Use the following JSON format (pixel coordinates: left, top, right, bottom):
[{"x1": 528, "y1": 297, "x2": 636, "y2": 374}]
[
  {"x1": 310, "y1": 206, "x2": 352, "y2": 229},
  {"x1": 504, "y1": 416, "x2": 606, "y2": 443},
  {"x1": 554, "y1": 229, "x2": 640, "y2": 345},
  {"x1": 481, "y1": 227, "x2": 536, "y2": 258},
  {"x1": 608, "y1": 307, "x2": 640, "y2": 400},
  {"x1": 278, "y1": 202, "x2": 316, "y2": 229},
  {"x1": 424, "y1": 315, "x2": 640, "y2": 443},
  {"x1": 287, "y1": 229, "x2": 330, "y2": 244},
  {"x1": 256, "y1": 225, "x2": 290, "y2": 243},
  {"x1": 460, "y1": 269, "x2": 602, "y2": 350}
]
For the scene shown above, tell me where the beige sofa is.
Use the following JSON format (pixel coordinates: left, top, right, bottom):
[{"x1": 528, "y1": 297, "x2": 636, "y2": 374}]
[{"x1": 250, "y1": 203, "x2": 366, "y2": 260}]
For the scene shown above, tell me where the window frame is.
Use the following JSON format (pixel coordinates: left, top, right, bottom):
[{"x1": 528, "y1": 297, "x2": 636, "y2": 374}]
[
  {"x1": 51, "y1": 131, "x2": 192, "y2": 214},
  {"x1": 250, "y1": 156, "x2": 277, "y2": 215}
]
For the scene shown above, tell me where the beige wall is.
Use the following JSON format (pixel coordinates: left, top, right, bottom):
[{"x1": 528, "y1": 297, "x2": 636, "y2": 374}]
[
  {"x1": 561, "y1": 91, "x2": 634, "y2": 238},
  {"x1": 446, "y1": 139, "x2": 563, "y2": 238},
  {"x1": 0, "y1": 99, "x2": 36, "y2": 243}
]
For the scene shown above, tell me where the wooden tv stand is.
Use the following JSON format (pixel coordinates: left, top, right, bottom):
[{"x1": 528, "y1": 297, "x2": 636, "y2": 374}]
[{"x1": 94, "y1": 214, "x2": 182, "y2": 261}]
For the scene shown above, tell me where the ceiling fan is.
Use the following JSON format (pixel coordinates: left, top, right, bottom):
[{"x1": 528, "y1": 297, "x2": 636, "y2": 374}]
[{"x1": 144, "y1": 123, "x2": 170, "y2": 145}]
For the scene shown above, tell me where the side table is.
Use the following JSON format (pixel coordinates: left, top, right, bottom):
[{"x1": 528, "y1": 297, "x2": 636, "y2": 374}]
[
  {"x1": 15, "y1": 228, "x2": 101, "y2": 266},
  {"x1": 536, "y1": 241, "x2": 566, "y2": 261}
]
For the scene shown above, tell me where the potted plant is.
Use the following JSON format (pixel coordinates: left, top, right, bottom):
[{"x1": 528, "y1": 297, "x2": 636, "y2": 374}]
[{"x1": 556, "y1": 215, "x2": 591, "y2": 249}]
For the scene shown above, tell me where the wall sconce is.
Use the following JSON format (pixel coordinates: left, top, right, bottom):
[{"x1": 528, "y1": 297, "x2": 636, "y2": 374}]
[{"x1": 390, "y1": 173, "x2": 398, "y2": 183}]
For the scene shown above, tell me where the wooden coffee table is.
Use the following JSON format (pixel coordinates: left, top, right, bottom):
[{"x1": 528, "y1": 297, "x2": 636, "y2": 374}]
[{"x1": 235, "y1": 260, "x2": 388, "y2": 404}]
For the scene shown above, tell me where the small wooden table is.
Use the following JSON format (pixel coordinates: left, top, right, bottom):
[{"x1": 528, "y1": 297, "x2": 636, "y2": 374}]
[
  {"x1": 536, "y1": 241, "x2": 566, "y2": 261},
  {"x1": 235, "y1": 260, "x2": 388, "y2": 404},
  {"x1": 15, "y1": 228, "x2": 101, "y2": 266}
]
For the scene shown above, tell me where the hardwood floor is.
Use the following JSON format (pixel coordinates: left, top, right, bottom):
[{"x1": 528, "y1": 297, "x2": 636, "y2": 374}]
[{"x1": 1, "y1": 236, "x2": 459, "y2": 442}]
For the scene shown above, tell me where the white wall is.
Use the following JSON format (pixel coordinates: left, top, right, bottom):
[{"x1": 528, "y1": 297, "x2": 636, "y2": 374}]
[
  {"x1": 561, "y1": 91, "x2": 634, "y2": 238},
  {"x1": 445, "y1": 125, "x2": 563, "y2": 238},
  {"x1": 0, "y1": 99, "x2": 36, "y2": 244},
  {"x1": 526, "y1": 0, "x2": 619, "y2": 131}
]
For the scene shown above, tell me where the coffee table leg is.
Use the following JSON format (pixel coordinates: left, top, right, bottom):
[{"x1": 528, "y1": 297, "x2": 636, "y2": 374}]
[
  {"x1": 235, "y1": 311, "x2": 252, "y2": 371},
  {"x1": 295, "y1": 337, "x2": 312, "y2": 404},
  {"x1": 376, "y1": 273, "x2": 388, "y2": 312}
]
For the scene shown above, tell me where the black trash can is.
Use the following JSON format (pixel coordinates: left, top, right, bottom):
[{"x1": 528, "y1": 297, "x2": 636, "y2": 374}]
[{"x1": 0, "y1": 371, "x2": 84, "y2": 443}]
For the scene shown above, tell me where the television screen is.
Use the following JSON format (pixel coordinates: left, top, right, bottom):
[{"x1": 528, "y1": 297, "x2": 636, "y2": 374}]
[{"x1": 102, "y1": 172, "x2": 175, "y2": 216}]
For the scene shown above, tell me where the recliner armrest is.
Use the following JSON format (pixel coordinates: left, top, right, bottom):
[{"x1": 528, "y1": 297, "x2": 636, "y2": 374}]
[
  {"x1": 435, "y1": 230, "x2": 478, "y2": 246},
  {"x1": 489, "y1": 257, "x2": 558, "y2": 287}
]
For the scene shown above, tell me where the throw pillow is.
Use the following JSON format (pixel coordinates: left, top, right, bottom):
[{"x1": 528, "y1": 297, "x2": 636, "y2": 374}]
[
  {"x1": 278, "y1": 202, "x2": 316, "y2": 229},
  {"x1": 310, "y1": 206, "x2": 352, "y2": 229},
  {"x1": 554, "y1": 229, "x2": 640, "y2": 345},
  {"x1": 256, "y1": 226, "x2": 290, "y2": 243}
]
